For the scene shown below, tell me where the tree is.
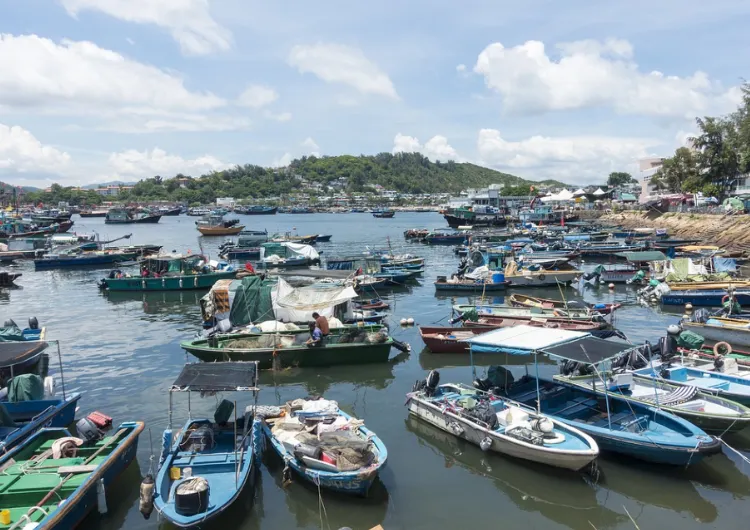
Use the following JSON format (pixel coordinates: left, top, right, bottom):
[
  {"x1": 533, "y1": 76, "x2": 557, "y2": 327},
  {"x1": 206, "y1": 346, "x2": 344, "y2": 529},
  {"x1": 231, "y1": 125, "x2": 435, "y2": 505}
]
[
  {"x1": 651, "y1": 147, "x2": 700, "y2": 193},
  {"x1": 691, "y1": 116, "x2": 740, "y2": 199},
  {"x1": 607, "y1": 172, "x2": 636, "y2": 187}
]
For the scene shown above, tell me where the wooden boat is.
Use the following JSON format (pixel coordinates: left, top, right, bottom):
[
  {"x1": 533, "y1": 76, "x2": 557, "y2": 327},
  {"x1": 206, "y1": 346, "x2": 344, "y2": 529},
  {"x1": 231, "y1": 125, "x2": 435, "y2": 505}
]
[
  {"x1": 634, "y1": 359, "x2": 750, "y2": 406},
  {"x1": 558, "y1": 373, "x2": 750, "y2": 435},
  {"x1": 683, "y1": 317, "x2": 750, "y2": 348},
  {"x1": 155, "y1": 362, "x2": 261, "y2": 528},
  {"x1": 0, "y1": 421, "x2": 144, "y2": 529},
  {"x1": 105, "y1": 208, "x2": 161, "y2": 224},
  {"x1": 668, "y1": 281, "x2": 750, "y2": 291},
  {"x1": 434, "y1": 278, "x2": 508, "y2": 292},
  {"x1": 452, "y1": 304, "x2": 600, "y2": 321},
  {"x1": 465, "y1": 317, "x2": 605, "y2": 331},
  {"x1": 99, "y1": 254, "x2": 236, "y2": 292},
  {"x1": 354, "y1": 276, "x2": 388, "y2": 293},
  {"x1": 180, "y1": 326, "x2": 393, "y2": 369},
  {"x1": 508, "y1": 294, "x2": 621, "y2": 315},
  {"x1": 197, "y1": 225, "x2": 245, "y2": 236},
  {"x1": 419, "y1": 326, "x2": 486, "y2": 353},
  {"x1": 263, "y1": 398, "x2": 387, "y2": 496},
  {"x1": 406, "y1": 379, "x2": 598, "y2": 471},
  {"x1": 352, "y1": 298, "x2": 389, "y2": 310}
]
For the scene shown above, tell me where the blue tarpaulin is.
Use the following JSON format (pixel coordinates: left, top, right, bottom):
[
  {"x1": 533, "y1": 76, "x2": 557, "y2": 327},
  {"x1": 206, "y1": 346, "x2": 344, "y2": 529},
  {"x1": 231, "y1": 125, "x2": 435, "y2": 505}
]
[{"x1": 713, "y1": 257, "x2": 737, "y2": 273}]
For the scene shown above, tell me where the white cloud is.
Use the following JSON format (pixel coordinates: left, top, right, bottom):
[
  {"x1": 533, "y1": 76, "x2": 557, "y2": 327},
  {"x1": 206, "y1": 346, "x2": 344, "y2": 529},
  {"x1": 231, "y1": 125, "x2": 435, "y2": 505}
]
[
  {"x1": 108, "y1": 147, "x2": 231, "y2": 178},
  {"x1": 301, "y1": 137, "x2": 319, "y2": 154},
  {"x1": 474, "y1": 38, "x2": 737, "y2": 119},
  {"x1": 237, "y1": 85, "x2": 278, "y2": 109},
  {"x1": 456, "y1": 64, "x2": 466, "y2": 72},
  {"x1": 0, "y1": 34, "x2": 224, "y2": 113},
  {"x1": 477, "y1": 128, "x2": 653, "y2": 183},
  {"x1": 288, "y1": 43, "x2": 398, "y2": 99},
  {"x1": 392, "y1": 133, "x2": 461, "y2": 161},
  {"x1": 60, "y1": 0, "x2": 231, "y2": 56},
  {"x1": 0, "y1": 123, "x2": 71, "y2": 173},
  {"x1": 264, "y1": 111, "x2": 292, "y2": 122}
]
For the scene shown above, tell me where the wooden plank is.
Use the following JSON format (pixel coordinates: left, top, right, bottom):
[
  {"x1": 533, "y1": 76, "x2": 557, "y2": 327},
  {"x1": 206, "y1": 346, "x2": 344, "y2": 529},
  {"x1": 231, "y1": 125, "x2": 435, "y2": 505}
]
[{"x1": 57, "y1": 465, "x2": 97, "y2": 474}]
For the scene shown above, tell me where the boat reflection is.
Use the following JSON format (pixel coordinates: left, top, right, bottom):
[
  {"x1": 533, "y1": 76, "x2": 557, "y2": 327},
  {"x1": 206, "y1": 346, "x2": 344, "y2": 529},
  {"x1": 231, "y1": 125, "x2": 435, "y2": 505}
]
[
  {"x1": 263, "y1": 448, "x2": 388, "y2": 530},
  {"x1": 101, "y1": 290, "x2": 203, "y2": 318},
  {"x1": 404, "y1": 416, "x2": 624, "y2": 529},
  {"x1": 79, "y1": 460, "x2": 143, "y2": 530},
  {"x1": 260, "y1": 350, "x2": 410, "y2": 395}
]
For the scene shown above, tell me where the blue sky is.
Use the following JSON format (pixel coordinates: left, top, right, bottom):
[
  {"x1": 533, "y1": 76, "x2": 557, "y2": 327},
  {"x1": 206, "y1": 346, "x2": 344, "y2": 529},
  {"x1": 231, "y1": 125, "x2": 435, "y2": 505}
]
[{"x1": 1, "y1": 0, "x2": 748, "y2": 187}]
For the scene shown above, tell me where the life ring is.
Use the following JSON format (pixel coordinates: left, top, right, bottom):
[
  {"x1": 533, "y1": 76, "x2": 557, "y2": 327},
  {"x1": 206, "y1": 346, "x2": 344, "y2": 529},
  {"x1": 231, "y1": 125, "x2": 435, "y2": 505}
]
[
  {"x1": 538, "y1": 273, "x2": 546, "y2": 281},
  {"x1": 722, "y1": 295, "x2": 731, "y2": 305},
  {"x1": 543, "y1": 432, "x2": 566, "y2": 444},
  {"x1": 713, "y1": 341, "x2": 732, "y2": 356}
]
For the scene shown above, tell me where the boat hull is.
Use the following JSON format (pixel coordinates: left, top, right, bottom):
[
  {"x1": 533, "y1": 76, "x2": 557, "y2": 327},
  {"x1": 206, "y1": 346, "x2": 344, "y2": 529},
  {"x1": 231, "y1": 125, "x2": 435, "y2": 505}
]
[
  {"x1": 434, "y1": 281, "x2": 508, "y2": 292},
  {"x1": 506, "y1": 271, "x2": 580, "y2": 287},
  {"x1": 105, "y1": 215, "x2": 161, "y2": 224},
  {"x1": 683, "y1": 321, "x2": 750, "y2": 348},
  {"x1": 0, "y1": 393, "x2": 82, "y2": 452},
  {"x1": 661, "y1": 290, "x2": 750, "y2": 307},
  {"x1": 197, "y1": 226, "x2": 245, "y2": 236},
  {"x1": 101, "y1": 271, "x2": 236, "y2": 291},
  {"x1": 34, "y1": 252, "x2": 139, "y2": 270}
]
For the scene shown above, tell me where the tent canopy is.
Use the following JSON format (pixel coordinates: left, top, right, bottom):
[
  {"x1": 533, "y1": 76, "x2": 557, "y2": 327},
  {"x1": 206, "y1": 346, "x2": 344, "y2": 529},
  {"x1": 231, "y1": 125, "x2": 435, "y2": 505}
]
[
  {"x1": 171, "y1": 362, "x2": 259, "y2": 392},
  {"x1": 593, "y1": 188, "x2": 606, "y2": 196}
]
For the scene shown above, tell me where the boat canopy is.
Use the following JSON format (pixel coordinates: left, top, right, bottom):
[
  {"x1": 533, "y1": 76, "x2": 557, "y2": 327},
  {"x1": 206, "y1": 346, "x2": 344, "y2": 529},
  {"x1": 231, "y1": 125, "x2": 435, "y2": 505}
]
[
  {"x1": 541, "y1": 337, "x2": 635, "y2": 365},
  {"x1": 466, "y1": 325, "x2": 588, "y2": 355},
  {"x1": 170, "y1": 361, "x2": 259, "y2": 392},
  {"x1": 260, "y1": 242, "x2": 319, "y2": 261},
  {"x1": 142, "y1": 254, "x2": 206, "y2": 273},
  {"x1": 272, "y1": 278, "x2": 354, "y2": 322},
  {"x1": 0, "y1": 341, "x2": 48, "y2": 368}
]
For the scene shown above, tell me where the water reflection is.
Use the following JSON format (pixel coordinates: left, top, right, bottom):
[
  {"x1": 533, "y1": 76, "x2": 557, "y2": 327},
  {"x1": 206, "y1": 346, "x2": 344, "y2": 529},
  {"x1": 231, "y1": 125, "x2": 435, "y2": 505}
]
[
  {"x1": 80, "y1": 461, "x2": 143, "y2": 530},
  {"x1": 405, "y1": 416, "x2": 624, "y2": 529},
  {"x1": 101, "y1": 290, "x2": 204, "y2": 319},
  {"x1": 418, "y1": 347, "x2": 556, "y2": 370}
]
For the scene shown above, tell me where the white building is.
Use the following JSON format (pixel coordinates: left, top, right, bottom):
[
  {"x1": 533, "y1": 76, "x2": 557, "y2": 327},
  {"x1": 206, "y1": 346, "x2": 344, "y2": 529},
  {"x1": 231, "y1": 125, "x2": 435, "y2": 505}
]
[
  {"x1": 638, "y1": 157, "x2": 666, "y2": 203},
  {"x1": 216, "y1": 197, "x2": 235, "y2": 207}
]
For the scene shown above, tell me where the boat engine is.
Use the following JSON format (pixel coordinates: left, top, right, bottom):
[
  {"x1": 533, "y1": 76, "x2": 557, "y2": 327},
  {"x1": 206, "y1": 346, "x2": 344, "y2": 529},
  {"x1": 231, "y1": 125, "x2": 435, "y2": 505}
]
[{"x1": 28, "y1": 317, "x2": 38, "y2": 330}]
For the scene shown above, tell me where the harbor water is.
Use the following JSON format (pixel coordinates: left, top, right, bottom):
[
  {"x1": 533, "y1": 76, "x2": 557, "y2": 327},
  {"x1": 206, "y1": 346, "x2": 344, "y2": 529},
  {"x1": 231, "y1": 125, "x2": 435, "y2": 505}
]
[{"x1": 6, "y1": 212, "x2": 750, "y2": 530}]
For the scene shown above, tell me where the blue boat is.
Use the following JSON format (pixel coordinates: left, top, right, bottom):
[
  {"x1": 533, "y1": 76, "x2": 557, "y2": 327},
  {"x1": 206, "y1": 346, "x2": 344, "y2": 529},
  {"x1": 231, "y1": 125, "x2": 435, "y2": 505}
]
[
  {"x1": 34, "y1": 249, "x2": 140, "y2": 270},
  {"x1": 661, "y1": 289, "x2": 750, "y2": 307},
  {"x1": 316, "y1": 234, "x2": 332, "y2": 242},
  {"x1": 0, "y1": 340, "x2": 82, "y2": 453},
  {"x1": 373, "y1": 270, "x2": 414, "y2": 285},
  {"x1": 467, "y1": 326, "x2": 721, "y2": 466},
  {"x1": 634, "y1": 359, "x2": 750, "y2": 406},
  {"x1": 262, "y1": 400, "x2": 387, "y2": 496},
  {"x1": 0, "y1": 421, "x2": 143, "y2": 529},
  {"x1": 155, "y1": 362, "x2": 263, "y2": 528}
]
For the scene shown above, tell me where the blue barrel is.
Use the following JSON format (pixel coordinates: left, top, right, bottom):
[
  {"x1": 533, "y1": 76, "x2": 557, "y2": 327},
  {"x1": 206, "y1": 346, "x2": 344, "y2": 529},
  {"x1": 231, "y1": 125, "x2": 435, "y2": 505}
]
[{"x1": 492, "y1": 272, "x2": 505, "y2": 284}]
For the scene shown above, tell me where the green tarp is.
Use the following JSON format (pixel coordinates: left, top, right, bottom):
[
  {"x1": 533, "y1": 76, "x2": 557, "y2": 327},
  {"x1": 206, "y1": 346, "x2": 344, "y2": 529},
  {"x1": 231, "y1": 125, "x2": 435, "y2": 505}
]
[
  {"x1": 0, "y1": 324, "x2": 24, "y2": 342},
  {"x1": 8, "y1": 374, "x2": 44, "y2": 402},
  {"x1": 229, "y1": 275, "x2": 275, "y2": 326}
]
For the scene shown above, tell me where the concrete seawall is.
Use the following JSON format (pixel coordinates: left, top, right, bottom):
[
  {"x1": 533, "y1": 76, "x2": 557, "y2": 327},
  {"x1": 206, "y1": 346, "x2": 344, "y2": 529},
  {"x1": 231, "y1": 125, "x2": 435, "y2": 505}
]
[{"x1": 602, "y1": 211, "x2": 750, "y2": 252}]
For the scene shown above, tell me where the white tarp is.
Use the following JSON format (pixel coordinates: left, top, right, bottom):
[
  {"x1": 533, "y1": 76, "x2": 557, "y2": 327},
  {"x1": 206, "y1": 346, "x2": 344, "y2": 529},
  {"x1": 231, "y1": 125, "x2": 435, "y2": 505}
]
[
  {"x1": 593, "y1": 188, "x2": 606, "y2": 196},
  {"x1": 466, "y1": 325, "x2": 588, "y2": 351},
  {"x1": 282, "y1": 242, "x2": 320, "y2": 261},
  {"x1": 272, "y1": 278, "x2": 357, "y2": 322}
]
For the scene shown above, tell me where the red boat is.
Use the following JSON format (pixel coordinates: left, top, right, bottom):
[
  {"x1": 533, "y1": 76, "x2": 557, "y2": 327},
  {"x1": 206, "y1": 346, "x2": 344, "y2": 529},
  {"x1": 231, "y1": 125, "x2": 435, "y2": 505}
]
[
  {"x1": 508, "y1": 293, "x2": 621, "y2": 315},
  {"x1": 419, "y1": 326, "x2": 486, "y2": 353}
]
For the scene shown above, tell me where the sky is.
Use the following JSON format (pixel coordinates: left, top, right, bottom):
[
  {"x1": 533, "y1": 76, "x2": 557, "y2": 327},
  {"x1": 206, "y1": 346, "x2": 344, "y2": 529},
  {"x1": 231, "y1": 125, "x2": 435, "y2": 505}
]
[{"x1": 1, "y1": 0, "x2": 749, "y2": 187}]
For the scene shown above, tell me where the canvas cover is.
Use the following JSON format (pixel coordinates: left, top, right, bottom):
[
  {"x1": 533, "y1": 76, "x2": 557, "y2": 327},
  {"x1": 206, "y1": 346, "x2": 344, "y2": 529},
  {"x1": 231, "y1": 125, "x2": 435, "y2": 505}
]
[
  {"x1": 272, "y1": 278, "x2": 356, "y2": 322},
  {"x1": 229, "y1": 275, "x2": 275, "y2": 326},
  {"x1": 467, "y1": 325, "x2": 588, "y2": 355}
]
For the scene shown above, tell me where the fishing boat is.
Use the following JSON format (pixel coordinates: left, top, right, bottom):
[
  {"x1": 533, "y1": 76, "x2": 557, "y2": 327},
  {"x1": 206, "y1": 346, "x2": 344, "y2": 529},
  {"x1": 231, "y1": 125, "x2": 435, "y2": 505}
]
[
  {"x1": 78, "y1": 209, "x2": 109, "y2": 218},
  {"x1": 434, "y1": 277, "x2": 508, "y2": 292},
  {"x1": 157, "y1": 206, "x2": 182, "y2": 216},
  {"x1": 352, "y1": 298, "x2": 389, "y2": 311},
  {"x1": 270, "y1": 233, "x2": 318, "y2": 244},
  {"x1": 187, "y1": 207, "x2": 211, "y2": 216},
  {"x1": 316, "y1": 234, "x2": 332, "y2": 242},
  {"x1": 682, "y1": 316, "x2": 750, "y2": 348},
  {"x1": 667, "y1": 281, "x2": 750, "y2": 291},
  {"x1": 0, "y1": 271, "x2": 21, "y2": 285},
  {"x1": 99, "y1": 254, "x2": 236, "y2": 292},
  {"x1": 256, "y1": 242, "x2": 320, "y2": 269},
  {"x1": 465, "y1": 317, "x2": 605, "y2": 332},
  {"x1": 154, "y1": 362, "x2": 262, "y2": 528},
  {"x1": 262, "y1": 397, "x2": 387, "y2": 496},
  {"x1": 354, "y1": 276, "x2": 388, "y2": 293},
  {"x1": 242, "y1": 205, "x2": 278, "y2": 215},
  {"x1": 4, "y1": 220, "x2": 74, "y2": 239},
  {"x1": 0, "y1": 421, "x2": 144, "y2": 529},
  {"x1": 197, "y1": 224, "x2": 245, "y2": 236},
  {"x1": 180, "y1": 326, "x2": 394, "y2": 368},
  {"x1": 372, "y1": 210, "x2": 395, "y2": 218},
  {"x1": 634, "y1": 358, "x2": 750, "y2": 406},
  {"x1": 508, "y1": 294, "x2": 621, "y2": 315},
  {"x1": 661, "y1": 289, "x2": 750, "y2": 307},
  {"x1": 373, "y1": 269, "x2": 419, "y2": 285},
  {"x1": 0, "y1": 339, "x2": 82, "y2": 452},
  {"x1": 557, "y1": 371, "x2": 750, "y2": 435},
  {"x1": 406, "y1": 376, "x2": 598, "y2": 471},
  {"x1": 452, "y1": 304, "x2": 601, "y2": 321},
  {"x1": 469, "y1": 327, "x2": 721, "y2": 465},
  {"x1": 34, "y1": 247, "x2": 141, "y2": 270},
  {"x1": 424, "y1": 229, "x2": 467, "y2": 245},
  {"x1": 105, "y1": 208, "x2": 161, "y2": 224},
  {"x1": 419, "y1": 326, "x2": 487, "y2": 353}
]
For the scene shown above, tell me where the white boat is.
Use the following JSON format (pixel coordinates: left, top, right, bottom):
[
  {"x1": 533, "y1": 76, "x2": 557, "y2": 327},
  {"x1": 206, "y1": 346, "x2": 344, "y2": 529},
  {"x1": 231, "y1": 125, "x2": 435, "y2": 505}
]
[
  {"x1": 406, "y1": 377, "x2": 599, "y2": 471},
  {"x1": 683, "y1": 316, "x2": 750, "y2": 348}
]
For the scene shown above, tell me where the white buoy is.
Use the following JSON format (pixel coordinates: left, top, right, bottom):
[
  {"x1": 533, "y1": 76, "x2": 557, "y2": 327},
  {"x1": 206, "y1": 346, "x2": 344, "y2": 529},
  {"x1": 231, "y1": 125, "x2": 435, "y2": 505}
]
[
  {"x1": 400, "y1": 318, "x2": 408, "y2": 326},
  {"x1": 407, "y1": 317, "x2": 415, "y2": 325},
  {"x1": 608, "y1": 283, "x2": 615, "y2": 290},
  {"x1": 685, "y1": 303, "x2": 693, "y2": 310},
  {"x1": 683, "y1": 314, "x2": 690, "y2": 320}
]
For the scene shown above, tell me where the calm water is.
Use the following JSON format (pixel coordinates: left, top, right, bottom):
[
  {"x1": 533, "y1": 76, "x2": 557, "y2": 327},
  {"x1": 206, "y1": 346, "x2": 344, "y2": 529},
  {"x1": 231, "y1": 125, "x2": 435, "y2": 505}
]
[{"x1": 5, "y1": 212, "x2": 750, "y2": 530}]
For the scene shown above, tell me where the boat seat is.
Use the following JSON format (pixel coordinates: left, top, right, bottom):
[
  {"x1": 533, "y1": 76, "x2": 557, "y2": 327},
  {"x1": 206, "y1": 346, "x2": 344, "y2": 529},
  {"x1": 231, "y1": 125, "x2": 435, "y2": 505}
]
[
  {"x1": 556, "y1": 398, "x2": 597, "y2": 419},
  {"x1": 707, "y1": 380, "x2": 731, "y2": 391}
]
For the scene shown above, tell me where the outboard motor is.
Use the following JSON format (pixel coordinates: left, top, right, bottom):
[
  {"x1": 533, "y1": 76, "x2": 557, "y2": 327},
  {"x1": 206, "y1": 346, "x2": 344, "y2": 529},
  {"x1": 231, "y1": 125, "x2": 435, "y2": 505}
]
[
  {"x1": 28, "y1": 317, "x2": 39, "y2": 330},
  {"x1": 76, "y1": 417, "x2": 105, "y2": 444},
  {"x1": 425, "y1": 370, "x2": 440, "y2": 397}
]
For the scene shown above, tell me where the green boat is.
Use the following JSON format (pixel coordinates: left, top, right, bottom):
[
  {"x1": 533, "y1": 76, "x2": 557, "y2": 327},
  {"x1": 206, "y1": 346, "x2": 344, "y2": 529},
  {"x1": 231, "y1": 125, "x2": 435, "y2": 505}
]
[
  {"x1": 99, "y1": 254, "x2": 237, "y2": 292},
  {"x1": 181, "y1": 326, "x2": 394, "y2": 368},
  {"x1": 0, "y1": 421, "x2": 144, "y2": 529}
]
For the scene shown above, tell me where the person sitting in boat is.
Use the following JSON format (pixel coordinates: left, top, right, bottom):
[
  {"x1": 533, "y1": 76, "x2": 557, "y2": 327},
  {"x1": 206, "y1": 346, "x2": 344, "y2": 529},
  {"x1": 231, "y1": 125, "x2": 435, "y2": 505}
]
[
  {"x1": 141, "y1": 266, "x2": 150, "y2": 277},
  {"x1": 306, "y1": 322, "x2": 324, "y2": 347},
  {"x1": 311, "y1": 312, "x2": 330, "y2": 337}
]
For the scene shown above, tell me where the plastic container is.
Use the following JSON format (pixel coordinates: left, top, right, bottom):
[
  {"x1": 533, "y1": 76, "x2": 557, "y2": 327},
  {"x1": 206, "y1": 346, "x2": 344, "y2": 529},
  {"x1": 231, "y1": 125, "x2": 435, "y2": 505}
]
[
  {"x1": 169, "y1": 467, "x2": 181, "y2": 480},
  {"x1": 0, "y1": 510, "x2": 10, "y2": 525},
  {"x1": 492, "y1": 272, "x2": 505, "y2": 284}
]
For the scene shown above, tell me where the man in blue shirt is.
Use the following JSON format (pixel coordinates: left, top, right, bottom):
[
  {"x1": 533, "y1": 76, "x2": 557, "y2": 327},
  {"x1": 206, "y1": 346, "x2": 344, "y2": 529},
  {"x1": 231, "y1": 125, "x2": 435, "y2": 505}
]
[{"x1": 306, "y1": 322, "x2": 323, "y2": 347}]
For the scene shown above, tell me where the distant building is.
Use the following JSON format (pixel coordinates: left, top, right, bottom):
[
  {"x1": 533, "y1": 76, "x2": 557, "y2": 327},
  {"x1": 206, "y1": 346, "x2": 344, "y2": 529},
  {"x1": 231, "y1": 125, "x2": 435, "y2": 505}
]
[
  {"x1": 96, "y1": 185, "x2": 132, "y2": 197},
  {"x1": 216, "y1": 197, "x2": 235, "y2": 207},
  {"x1": 638, "y1": 157, "x2": 666, "y2": 203}
]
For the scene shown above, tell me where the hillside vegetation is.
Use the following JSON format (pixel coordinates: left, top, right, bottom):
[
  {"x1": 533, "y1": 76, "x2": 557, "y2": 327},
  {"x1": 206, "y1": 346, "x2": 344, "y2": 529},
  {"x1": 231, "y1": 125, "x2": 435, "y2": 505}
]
[{"x1": 22, "y1": 152, "x2": 566, "y2": 205}]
